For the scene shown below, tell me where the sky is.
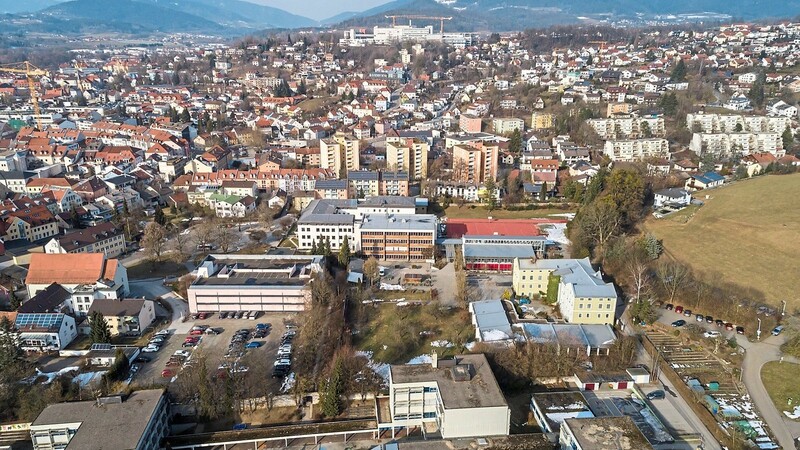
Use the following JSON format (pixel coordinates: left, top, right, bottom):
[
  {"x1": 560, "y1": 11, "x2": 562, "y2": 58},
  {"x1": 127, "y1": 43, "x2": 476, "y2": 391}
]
[{"x1": 257, "y1": 0, "x2": 392, "y2": 21}]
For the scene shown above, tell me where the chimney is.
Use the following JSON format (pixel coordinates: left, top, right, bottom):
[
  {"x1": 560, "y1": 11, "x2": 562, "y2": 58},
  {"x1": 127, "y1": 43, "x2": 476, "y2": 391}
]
[{"x1": 431, "y1": 351, "x2": 438, "y2": 369}]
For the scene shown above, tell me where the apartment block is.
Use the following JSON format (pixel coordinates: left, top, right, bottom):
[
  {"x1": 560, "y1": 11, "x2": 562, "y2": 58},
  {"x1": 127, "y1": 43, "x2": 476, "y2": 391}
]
[
  {"x1": 602, "y1": 139, "x2": 669, "y2": 161},
  {"x1": 452, "y1": 144, "x2": 499, "y2": 184},
  {"x1": 686, "y1": 113, "x2": 790, "y2": 134},
  {"x1": 359, "y1": 214, "x2": 437, "y2": 261},
  {"x1": 386, "y1": 139, "x2": 428, "y2": 180},
  {"x1": 587, "y1": 116, "x2": 665, "y2": 140},
  {"x1": 531, "y1": 112, "x2": 555, "y2": 130},
  {"x1": 689, "y1": 132, "x2": 784, "y2": 157},
  {"x1": 320, "y1": 132, "x2": 360, "y2": 177},
  {"x1": 491, "y1": 117, "x2": 525, "y2": 135}
]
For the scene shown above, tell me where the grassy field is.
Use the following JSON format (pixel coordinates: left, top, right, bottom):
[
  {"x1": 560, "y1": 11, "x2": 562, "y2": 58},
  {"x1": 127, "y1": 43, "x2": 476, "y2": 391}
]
[
  {"x1": 126, "y1": 260, "x2": 189, "y2": 280},
  {"x1": 644, "y1": 174, "x2": 800, "y2": 308},
  {"x1": 444, "y1": 205, "x2": 575, "y2": 220},
  {"x1": 761, "y1": 361, "x2": 800, "y2": 420},
  {"x1": 353, "y1": 302, "x2": 472, "y2": 364}
]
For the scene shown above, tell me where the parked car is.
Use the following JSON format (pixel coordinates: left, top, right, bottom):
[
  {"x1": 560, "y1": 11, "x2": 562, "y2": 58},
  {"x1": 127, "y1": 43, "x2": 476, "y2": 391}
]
[
  {"x1": 671, "y1": 320, "x2": 686, "y2": 327},
  {"x1": 683, "y1": 309, "x2": 692, "y2": 317},
  {"x1": 705, "y1": 315, "x2": 714, "y2": 323},
  {"x1": 715, "y1": 319, "x2": 725, "y2": 328},
  {"x1": 189, "y1": 329, "x2": 204, "y2": 336},
  {"x1": 161, "y1": 369, "x2": 175, "y2": 378},
  {"x1": 646, "y1": 390, "x2": 665, "y2": 400},
  {"x1": 219, "y1": 311, "x2": 229, "y2": 319},
  {"x1": 256, "y1": 323, "x2": 270, "y2": 330},
  {"x1": 205, "y1": 328, "x2": 221, "y2": 335},
  {"x1": 664, "y1": 304, "x2": 674, "y2": 311},
  {"x1": 142, "y1": 345, "x2": 160, "y2": 353},
  {"x1": 232, "y1": 423, "x2": 247, "y2": 430},
  {"x1": 245, "y1": 342, "x2": 262, "y2": 349},
  {"x1": 675, "y1": 306, "x2": 684, "y2": 314},
  {"x1": 696, "y1": 314, "x2": 704, "y2": 322},
  {"x1": 736, "y1": 326, "x2": 745, "y2": 335},
  {"x1": 274, "y1": 358, "x2": 291, "y2": 366},
  {"x1": 772, "y1": 326, "x2": 785, "y2": 336},
  {"x1": 704, "y1": 330, "x2": 721, "y2": 338},
  {"x1": 174, "y1": 350, "x2": 191, "y2": 358},
  {"x1": 165, "y1": 360, "x2": 181, "y2": 368},
  {"x1": 154, "y1": 330, "x2": 170, "y2": 337},
  {"x1": 134, "y1": 356, "x2": 152, "y2": 363},
  {"x1": 725, "y1": 323, "x2": 734, "y2": 331}
]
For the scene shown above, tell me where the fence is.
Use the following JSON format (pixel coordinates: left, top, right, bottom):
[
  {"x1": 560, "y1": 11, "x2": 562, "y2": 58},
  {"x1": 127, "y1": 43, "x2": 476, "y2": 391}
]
[{"x1": 642, "y1": 333, "x2": 734, "y2": 448}]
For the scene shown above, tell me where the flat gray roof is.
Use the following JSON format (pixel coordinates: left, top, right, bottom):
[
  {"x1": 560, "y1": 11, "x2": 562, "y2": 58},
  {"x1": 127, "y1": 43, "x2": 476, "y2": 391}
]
[
  {"x1": 359, "y1": 195, "x2": 417, "y2": 208},
  {"x1": 522, "y1": 323, "x2": 617, "y2": 349},
  {"x1": 390, "y1": 354, "x2": 507, "y2": 410},
  {"x1": 563, "y1": 416, "x2": 653, "y2": 450},
  {"x1": 31, "y1": 389, "x2": 165, "y2": 450},
  {"x1": 298, "y1": 199, "x2": 355, "y2": 225},
  {"x1": 470, "y1": 300, "x2": 512, "y2": 340},
  {"x1": 360, "y1": 214, "x2": 437, "y2": 232}
]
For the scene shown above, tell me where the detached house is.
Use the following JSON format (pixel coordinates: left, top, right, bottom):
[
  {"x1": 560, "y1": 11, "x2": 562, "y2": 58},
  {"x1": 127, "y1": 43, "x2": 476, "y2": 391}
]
[
  {"x1": 88, "y1": 298, "x2": 156, "y2": 336},
  {"x1": 44, "y1": 222, "x2": 125, "y2": 258}
]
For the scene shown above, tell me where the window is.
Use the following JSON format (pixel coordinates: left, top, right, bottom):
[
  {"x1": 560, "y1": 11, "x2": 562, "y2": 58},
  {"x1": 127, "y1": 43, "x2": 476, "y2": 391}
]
[
  {"x1": 578, "y1": 313, "x2": 582, "y2": 318},
  {"x1": 578, "y1": 304, "x2": 583, "y2": 309}
]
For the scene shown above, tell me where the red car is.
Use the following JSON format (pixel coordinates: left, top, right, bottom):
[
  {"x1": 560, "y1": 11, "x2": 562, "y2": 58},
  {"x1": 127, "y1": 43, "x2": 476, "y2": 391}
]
[
  {"x1": 184, "y1": 336, "x2": 200, "y2": 342},
  {"x1": 674, "y1": 306, "x2": 684, "y2": 314},
  {"x1": 161, "y1": 369, "x2": 175, "y2": 378},
  {"x1": 189, "y1": 329, "x2": 204, "y2": 336},
  {"x1": 725, "y1": 322, "x2": 734, "y2": 331},
  {"x1": 197, "y1": 312, "x2": 207, "y2": 320}
]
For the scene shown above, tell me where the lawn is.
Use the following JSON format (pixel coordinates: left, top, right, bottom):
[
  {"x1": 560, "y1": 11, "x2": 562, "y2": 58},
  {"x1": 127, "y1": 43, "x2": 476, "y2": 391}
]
[
  {"x1": 644, "y1": 174, "x2": 800, "y2": 308},
  {"x1": 353, "y1": 302, "x2": 473, "y2": 364},
  {"x1": 444, "y1": 204, "x2": 575, "y2": 220},
  {"x1": 126, "y1": 260, "x2": 189, "y2": 280},
  {"x1": 761, "y1": 361, "x2": 800, "y2": 420}
]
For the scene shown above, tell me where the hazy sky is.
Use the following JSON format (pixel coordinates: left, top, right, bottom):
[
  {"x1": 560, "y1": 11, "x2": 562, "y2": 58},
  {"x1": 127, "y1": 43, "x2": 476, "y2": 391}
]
[{"x1": 257, "y1": 0, "x2": 392, "y2": 21}]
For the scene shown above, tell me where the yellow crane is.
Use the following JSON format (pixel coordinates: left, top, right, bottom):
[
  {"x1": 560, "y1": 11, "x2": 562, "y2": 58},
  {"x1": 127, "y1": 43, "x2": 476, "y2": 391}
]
[
  {"x1": 384, "y1": 15, "x2": 453, "y2": 33},
  {"x1": 0, "y1": 61, "x2": 48, "y2": 130}
]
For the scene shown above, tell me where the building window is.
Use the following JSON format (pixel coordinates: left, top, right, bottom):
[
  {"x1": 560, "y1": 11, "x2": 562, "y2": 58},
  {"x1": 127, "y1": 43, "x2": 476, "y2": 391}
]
[{"x1": 578, "y1": 304, "x2": 583, "y2": 309}]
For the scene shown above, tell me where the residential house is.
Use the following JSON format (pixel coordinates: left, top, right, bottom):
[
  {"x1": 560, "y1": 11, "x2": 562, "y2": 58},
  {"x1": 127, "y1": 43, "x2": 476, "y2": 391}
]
[
  {"x1": 43, "y1": 222, "x2": 126, "y2": 258},
  {"x1": 88, "y1": 298, "x2": 156, "y2": 336},
  {"x1": 653, "y1": 188, "x2": 692, "y2": 208}
]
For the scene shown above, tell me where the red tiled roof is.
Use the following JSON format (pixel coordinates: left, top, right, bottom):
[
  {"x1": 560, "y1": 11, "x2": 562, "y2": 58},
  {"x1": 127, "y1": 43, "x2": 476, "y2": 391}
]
[{"x1": 444, "y1": 218, "x2": 566, "y2": 239}]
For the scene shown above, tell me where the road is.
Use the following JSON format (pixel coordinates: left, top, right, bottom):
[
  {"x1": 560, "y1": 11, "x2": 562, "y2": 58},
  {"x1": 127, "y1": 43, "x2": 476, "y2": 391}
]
[
  {"x1": 738, "y1": 333, "x2": 799, "y2": 449},
  {"x1": 128, "y1": 278, "x2": 191, "y2": 334},
  {"x1": 656, "y1": 308, "x2": 800, "y2": 448}
]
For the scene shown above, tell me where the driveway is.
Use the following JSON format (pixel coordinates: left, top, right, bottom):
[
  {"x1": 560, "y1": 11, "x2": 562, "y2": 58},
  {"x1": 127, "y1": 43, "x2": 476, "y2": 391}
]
[{"x1": 129, "y1": 279, "x2": 191, "y2": 334}]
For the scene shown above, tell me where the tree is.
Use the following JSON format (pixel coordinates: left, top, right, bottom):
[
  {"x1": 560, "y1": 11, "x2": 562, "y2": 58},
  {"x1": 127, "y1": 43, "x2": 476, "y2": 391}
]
[
  {"x1": 311, "y1": 239, "x2": 319, "y2": 255},
  {"x1": 577, "y1": 201, "x2": 622, "y2": 253},
  {"x1": 9, "y1": 291, "x2": 20, "y2": 311},
  {"x1": 455, "y1": 269, "x2": 470, "y2": 307},
  {"x1": 154, "y1": 207, "x2": 167, "y2": 226},
  {"x1": 338, "y1": 236, "x2": 351, "y2": 267},
  {"x1": 782, "y1": 126, "x2": 794, "y2": 149},
  {"x1": 656, "y1": 261, "x2": 690, "y2": 303},
  {"x1": 639, "y1": 233, "x2": 663, "y2": 260},
  {"x1": 324, "y1": 237, "x2": 332, "y2": 257},
  {"x1": 141, "y1": 222, "x2": 168, "y2": 263},
  {"x1": 171, "y1": 71, "x2": 180, "y2": 86},
  {"x1": 363, "y1": 257, "x2": 380, "y2": 286},
  {"x1": 320, "y1": 357, "x2": 345, "y2": 418},
  {"x1": 180, "y1": 108, "x2": 191, "y2": 123},
  {"x1": 0, "y1": 317, "x2": 24, "y2": 381},
  {"x1": 298, "y1": 79, "x2": 307, "y2": 95},
  {"x1": 604, "y1": 168, "x2": 645, "y2": 225},
  {"x1": 483, "y1": 177, "x2": 498, "y2": 211},
  {"x1": 748, "y1": 73, "x2": 766, "y2": 108},
  {"x1": 670, "y1": 59, "x2": 687, "y2": 82},
  {"x1": 659, "y1": 92, "x2": 678, "y2": 116},
  {"x1": 508, "y1": 128, "x2": 522, "y2": 153},
  {"x1": 539, "y1": 181, "x2": 548, "y2": 202},
  {"x1": 69, "y1": 205, "x2": 82, "y2": 229},
  {"x1": 172, "y1": 229, "x2": 190, "y2": 263},
  {"x1": 215, "y1": 226, "x2": 236, "y2": 253},
  {"x1": 626, "y1": 254, "x2": 651, "y2": 303},
  {"x1": 89, "y1": 311, "x2": 112, "y2": 344}
]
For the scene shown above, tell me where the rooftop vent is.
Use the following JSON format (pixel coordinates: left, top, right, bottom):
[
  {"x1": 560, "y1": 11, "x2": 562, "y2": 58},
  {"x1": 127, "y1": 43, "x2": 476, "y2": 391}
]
[{"x1": 451, "y1": 364, "x2": 474, "y2": 382}]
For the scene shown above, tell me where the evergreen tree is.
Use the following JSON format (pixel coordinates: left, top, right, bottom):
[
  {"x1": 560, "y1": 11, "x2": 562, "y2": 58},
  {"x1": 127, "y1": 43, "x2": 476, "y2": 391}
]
[
  {"x1": 311, "y1": 239, "x2": 318, "y2": 255},
  {"x1": 320, "y1": 358, "x2": 344, "y2": 418},
  {"x1": 70, "y1": 205, "x2": 82, "y2": 229},
  {"x1": 89, "y1": 311, "x2": 112, "y2": 344},
  {"x1": 171, "y1": 71, "x2": 180, "y2": 86},
  {"x1": 782, "y1": 126, "x2": 794, "y2": 149},
  {"x1": 154, "y1": 207, "x2": 167, "y2": 226},
  {"x1": 9, "y1": 291, "x2": 20, "y2": 311},
  {"x1": 670, "y1": 59, "x2": 687, "y2": 82},
  {"x1": 180, "y1": 108, "x2": 191, "y2": 123},
  {"x1": 324, "y1": 237, "x2": 332, "y2": 257},
  {"x1": 483, "y1": 177, "x2": 498, "y2": 211},
  {"x1": 539, "y1": 181, "x2": 548, "y2": 202},
  {"x1": 508, "y1": 128, "x2": 522, "y2": 153},
  {"x1": 338, "y1": 236, "x2": 351, "y2": 267},
  {"x1": 0, "y1": 316, "x2": 24, "y2": 380},
  {"x1": 298, "y1": 79, "x2": 307, "y2": 95}
]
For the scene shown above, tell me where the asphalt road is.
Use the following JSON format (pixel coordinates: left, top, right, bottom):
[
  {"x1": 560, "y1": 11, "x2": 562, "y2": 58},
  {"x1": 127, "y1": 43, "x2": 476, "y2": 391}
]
[{"x1": 656, "y1": 307, "x2": 800, "y2": 448}]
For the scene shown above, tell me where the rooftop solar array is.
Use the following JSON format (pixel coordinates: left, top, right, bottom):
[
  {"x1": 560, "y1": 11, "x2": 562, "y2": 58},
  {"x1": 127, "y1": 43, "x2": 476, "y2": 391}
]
[{"x1": 15, "y1": 313, "x2": 65, "y2": 331}]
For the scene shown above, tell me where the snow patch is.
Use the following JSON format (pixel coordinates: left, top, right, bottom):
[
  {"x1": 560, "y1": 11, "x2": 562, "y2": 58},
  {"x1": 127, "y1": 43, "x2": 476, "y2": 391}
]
[
  {"x1": 29, "y1": 366, "x2": 80, "y2": 384},
  {"x1": 430, "y1": 340, "x2": 453, "y2": 348},
  {"x1": 407, "y1": 354, "x2": 432, "y2": 365},
  {"x1": 356, "y1": 351, "x2": 390, "y2": 383},
  {"x1": 540, "y1": 222, "x2": 570, "y2": 245},
  {"x1": 72, "y1": 371, "x2": 107, "y2": 387},
  {"x1": 783, "y1": 405, "x2": 800, "y2": 419},
  {"x1": 481, "y1": 329, "x2": 511, "y2": 341}
]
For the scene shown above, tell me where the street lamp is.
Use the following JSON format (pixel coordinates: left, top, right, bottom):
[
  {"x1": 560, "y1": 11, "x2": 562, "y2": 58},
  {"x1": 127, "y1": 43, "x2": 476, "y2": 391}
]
[
  {"x1": 781, "y1": 300, "x2": 787, "y2": 317},
  {"x1": 757, "y1": 317, "x2": 762, "y2": 341}
]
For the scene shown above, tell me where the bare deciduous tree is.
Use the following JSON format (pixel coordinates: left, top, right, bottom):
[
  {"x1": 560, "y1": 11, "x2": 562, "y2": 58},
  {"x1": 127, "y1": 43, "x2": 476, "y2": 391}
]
[
  {"x1": 141, "y1": 222, "x2": 167, "y2": 263},
  {"x1": 656, "y1": 260, "x2": 690, "y2": 303}
]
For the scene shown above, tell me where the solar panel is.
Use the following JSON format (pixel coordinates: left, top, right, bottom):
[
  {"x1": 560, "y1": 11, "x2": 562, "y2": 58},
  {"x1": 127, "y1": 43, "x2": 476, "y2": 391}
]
[
  {"x1": 15, "y1": 313, "x2": 65, "y2": 330},
  {"x1": 91, "y1": 343, "x2": 112, "y2": 351}
]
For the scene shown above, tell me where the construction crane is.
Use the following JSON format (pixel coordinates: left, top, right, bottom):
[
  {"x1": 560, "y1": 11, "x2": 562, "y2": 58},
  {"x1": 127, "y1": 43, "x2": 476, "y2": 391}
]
[
  {"x1": 0, "y1": 61, "x2": 48, "y2": 130},
  {"x1": 384, "y1": 15, "x2": 453, "y2": 33}
]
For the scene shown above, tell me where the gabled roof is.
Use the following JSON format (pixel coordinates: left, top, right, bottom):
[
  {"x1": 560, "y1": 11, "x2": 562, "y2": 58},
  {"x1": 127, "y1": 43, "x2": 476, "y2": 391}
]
[
  {"x1": 88, "y1": 298, "x2": 148, "y2": 317},
  {"x1": 26, "y1": 253, "x2": 108, "y2": 285},
  {"x1": 18, "y1": 283, "x2": 71, "y2": 314}
]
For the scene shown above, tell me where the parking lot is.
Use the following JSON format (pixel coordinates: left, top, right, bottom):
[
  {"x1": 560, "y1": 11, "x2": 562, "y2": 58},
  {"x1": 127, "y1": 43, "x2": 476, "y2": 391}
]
[{"x1": 132, "y1": 313, "x2": 296, "y2": 393}]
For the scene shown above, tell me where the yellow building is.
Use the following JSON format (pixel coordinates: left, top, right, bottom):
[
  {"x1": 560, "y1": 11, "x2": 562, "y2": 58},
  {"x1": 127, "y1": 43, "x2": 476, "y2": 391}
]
[
  {"x1": 531, "y1": 112, "x2": 555, "y2": 130},
  {"x1": 512, "y1": 258, "x2": 617, "y2": 326},
  {"x1": 386, "y1": 139, "x2": 428, "y2": 180},
  {"x1": 452, "y1": 144, "x2": 499, "y2": 185}
]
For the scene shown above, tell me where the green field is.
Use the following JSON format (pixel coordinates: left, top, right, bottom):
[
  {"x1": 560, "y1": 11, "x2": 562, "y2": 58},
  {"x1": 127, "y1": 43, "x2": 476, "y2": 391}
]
[
  {"x1": 761, "y1": 361, "x2": 800, "y2": 420},
  {"x1": 444, "y1": 205, "x2": 575, "y2": 220},
  {"x1": 645, "y1": 174, "x2": 800, "y2": 307}
]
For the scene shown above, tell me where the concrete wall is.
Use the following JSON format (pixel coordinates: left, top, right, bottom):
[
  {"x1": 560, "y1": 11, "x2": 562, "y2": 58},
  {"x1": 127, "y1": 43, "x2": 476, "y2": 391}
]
[{"x1": 187, "y1": 286, "x2": 310, "y2": 313}]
